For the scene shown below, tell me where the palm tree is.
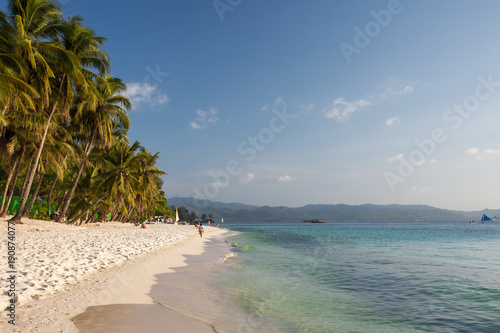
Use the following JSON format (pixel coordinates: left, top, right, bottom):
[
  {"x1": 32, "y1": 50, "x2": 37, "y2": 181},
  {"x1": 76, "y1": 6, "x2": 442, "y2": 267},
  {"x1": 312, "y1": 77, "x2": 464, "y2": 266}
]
[
  {"x1": 134, "y1": 149, "x2": 166, "y2": 220},
  {"x1": 69, "y1": 141, "x2": 141, "y2": 224},
  {"x1": 58, "y1": 76, "x2": 130, "y2": 222},
  {"x1": 7, "y1": 0, "x2": 84, "y2": 223}
]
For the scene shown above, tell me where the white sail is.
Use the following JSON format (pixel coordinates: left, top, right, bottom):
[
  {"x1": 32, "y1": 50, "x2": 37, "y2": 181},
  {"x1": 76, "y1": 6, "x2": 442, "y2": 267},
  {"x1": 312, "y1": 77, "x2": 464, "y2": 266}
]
[
  {"x1": 175, "y1": 207, "x2": 179, "y2": 222},
  {"x1": 221, "y1": 217, "x2": 224, "y2": 223}
]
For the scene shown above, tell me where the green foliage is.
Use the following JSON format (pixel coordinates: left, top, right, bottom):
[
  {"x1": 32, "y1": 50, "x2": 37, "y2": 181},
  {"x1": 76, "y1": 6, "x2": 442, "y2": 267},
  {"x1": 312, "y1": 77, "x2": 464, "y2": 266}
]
[{"x1": 28, "y1": 199, "x2": 50, "y2": 221}]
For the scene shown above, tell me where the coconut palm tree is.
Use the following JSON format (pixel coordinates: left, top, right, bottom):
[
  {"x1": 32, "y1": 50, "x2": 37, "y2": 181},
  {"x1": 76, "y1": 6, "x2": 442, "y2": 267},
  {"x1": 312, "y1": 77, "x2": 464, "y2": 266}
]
[
  {"x1": 58, "y1": 76, "x2": 130, "y2": 222},
  {"x1": 69, "y1": 141, "x2": 141, "y2": 224},
  {"x1": 7, "y1": 0, "x2": 85, "y2": 223},
  {"x1": 134, "y1": 149, "x2": 166, "y2": 220}
]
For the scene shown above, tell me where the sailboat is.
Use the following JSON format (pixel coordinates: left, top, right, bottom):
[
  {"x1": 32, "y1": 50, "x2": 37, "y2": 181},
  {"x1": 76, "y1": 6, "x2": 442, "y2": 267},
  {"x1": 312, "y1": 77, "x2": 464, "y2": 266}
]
[
  {"x1": 480, "y1": 214, "x2": 498, "y2": 222},
  {"x1": 221, "y1": 217, "x2": 224, "y2": 223},
  {"x1": 175, "y1": 207, "x2": 179, "y2": 225},
  {"x1": 481, "y1": 214, "x2": 492, "y2": 222}
]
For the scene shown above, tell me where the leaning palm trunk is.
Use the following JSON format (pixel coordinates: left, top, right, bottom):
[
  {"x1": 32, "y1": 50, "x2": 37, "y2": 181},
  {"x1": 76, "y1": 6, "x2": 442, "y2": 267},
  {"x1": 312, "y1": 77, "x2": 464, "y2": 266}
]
[
  {"x1": 100, "y1": 208, "x2": 111, "y2": 222},
  {"x1": 70, "y1": 193, "x2": 108, "y2": 225},
  {"x1": 46, "y1": 176, "x2": 58, "y2": 214},
  {"x1": 19, "y1": 159, "x2": 34, "y2": 201},
  {"x1": 56, "y1": 165, "x2": 80, "y2": 212},
  {"x1": 10, "y1": 103, "x2": 58, "y2": 223},
  {"x1": 58, "y1": 159, "x2": 86, "y2": 222},
  {"x1": 0, "y1": 158, "x2": 18, "y2": 214},
  {"x1": 0, "y1": 147, "x2": 26, "y2": 217},
  {"x1": 23, "y1": 169, "x2": 46, "y2": 218},
  {"x1": 58, "y1": 141, "x2": 92, "y2": 222},
  {"x1": 46, "y1": 155, "x2": 67, "y2": 214}
]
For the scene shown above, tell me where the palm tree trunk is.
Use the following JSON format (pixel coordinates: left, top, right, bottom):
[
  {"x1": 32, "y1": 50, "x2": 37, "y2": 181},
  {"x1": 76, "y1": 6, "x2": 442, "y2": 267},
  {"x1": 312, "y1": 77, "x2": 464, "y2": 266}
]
[
  {"x1": 0, "y1": 147, "x2": 26, "y2": 217},
  {"x1": 19, "y1": 159, "x2": 34, "y2": 201},
  {"x1": 59, "y1": 138, "x2": 94, "y2": 222},
  {"x1": 0, "y1": 158, "x2": 18, "y2": 215},
  {"x1": 111, "y1": 210, "x2": 120, "y2": 222},
  {"x1": 58, "y1": 160, "x2": 85, "y2": 222},
  {"x1": 100, "y1": 208, "x2": 111, "y2": 222},
  {"x1": 58, "y1": 153, "x2": 89, "y2": 222},
  {"x1": 46, "y1": 176, "x2": 58, "y2": 214},
  {"x1": 121, "y1": 212, "x2": 131, "y2": 223},
  {"x1": 56, "y1": 166, "x2": 79, "y2": 212},
  {"x1": 10, "y1": 102, "x2": 58, "y2": 223},
  {"x1": 70, "y1": 193, "x2": 108, "y2": 225},
  {"x1": 0, "y1": 148, "x2": 26, "y2": 217},
  {"x1": 23, "y1": 169, "x2": 46, "y2": 218}
]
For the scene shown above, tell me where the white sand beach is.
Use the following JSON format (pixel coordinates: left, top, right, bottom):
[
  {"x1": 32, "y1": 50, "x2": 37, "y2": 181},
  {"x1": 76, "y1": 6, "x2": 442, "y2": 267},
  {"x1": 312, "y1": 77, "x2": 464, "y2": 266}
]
[{"x1": 0, "y1": 217, "x2": 232, "y2": 332}]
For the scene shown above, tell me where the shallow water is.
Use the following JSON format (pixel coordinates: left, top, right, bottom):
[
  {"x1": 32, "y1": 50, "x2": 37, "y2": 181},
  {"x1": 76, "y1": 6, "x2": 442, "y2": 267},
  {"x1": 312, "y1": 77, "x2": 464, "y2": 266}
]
[{"x1": 220, "y1": 221, "x2": 500, "y2": 333}]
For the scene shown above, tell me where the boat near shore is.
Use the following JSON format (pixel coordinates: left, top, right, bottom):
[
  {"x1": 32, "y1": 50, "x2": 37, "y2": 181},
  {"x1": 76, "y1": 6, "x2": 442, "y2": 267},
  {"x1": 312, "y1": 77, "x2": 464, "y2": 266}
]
[{"x1": 303, "y1": 219, "x2": 325, "y2": 223}]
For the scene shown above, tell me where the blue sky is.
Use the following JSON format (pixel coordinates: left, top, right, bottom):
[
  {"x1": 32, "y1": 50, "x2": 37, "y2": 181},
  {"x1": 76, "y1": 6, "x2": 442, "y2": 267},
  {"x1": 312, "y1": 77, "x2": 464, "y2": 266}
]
[{"x1": 58, "y1": 0, "x2": 500, "y2": 211}]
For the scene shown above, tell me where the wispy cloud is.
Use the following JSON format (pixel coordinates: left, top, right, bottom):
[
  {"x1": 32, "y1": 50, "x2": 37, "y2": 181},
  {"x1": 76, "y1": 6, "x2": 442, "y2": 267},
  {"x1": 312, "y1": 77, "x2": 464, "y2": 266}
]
[
  {"x1": 386, "y1": 153, "x2": 436, "y2": 166},
  {"x1": 190, "y1": 107, "x2": 219, "y2": 130},
  {"x1": 324, "y1": 78, "x2": 414, "y2": 122},
  {"x1": 378, "y1": 78, "x2": 415, "y2": 100},
  {"x1": 124, "y1": 82, "x2": 169, "y2": 109},
  {"x1": 385, "y1": 116, "x2": 400, "y2": 126},
  {"x1": 465, "y1": 147, "x2": 500, "y2": 160},
  {"x1": 323, "y1": 97, "x2": 372, "y2": 121},
  {"x1": 386, "y1": 153, "x2": 404, "y2": 162},
  {"x1": 278, "y1": 175, "x2": 293, "y2": 182}
]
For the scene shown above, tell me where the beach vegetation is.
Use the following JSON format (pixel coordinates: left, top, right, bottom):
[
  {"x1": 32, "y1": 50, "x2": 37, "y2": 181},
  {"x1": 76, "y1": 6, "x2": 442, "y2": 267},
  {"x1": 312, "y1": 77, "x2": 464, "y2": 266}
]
[{"x1": 0, "y1": 0, "x2": 171, "y2": 224}]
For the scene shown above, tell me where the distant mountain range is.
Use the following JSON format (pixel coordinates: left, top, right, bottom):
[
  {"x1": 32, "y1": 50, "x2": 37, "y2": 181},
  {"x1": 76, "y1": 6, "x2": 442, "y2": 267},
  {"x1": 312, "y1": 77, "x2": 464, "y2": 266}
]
[{"x1": 167, "y1": 197, "x2": 500, "y2": 222}]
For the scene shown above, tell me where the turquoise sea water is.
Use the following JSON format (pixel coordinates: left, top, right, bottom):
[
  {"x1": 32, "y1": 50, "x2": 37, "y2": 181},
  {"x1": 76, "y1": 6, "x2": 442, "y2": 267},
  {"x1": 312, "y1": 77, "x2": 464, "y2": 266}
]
[{"x1": 220, "y1": 221, "x2": 500, "y2": 333}]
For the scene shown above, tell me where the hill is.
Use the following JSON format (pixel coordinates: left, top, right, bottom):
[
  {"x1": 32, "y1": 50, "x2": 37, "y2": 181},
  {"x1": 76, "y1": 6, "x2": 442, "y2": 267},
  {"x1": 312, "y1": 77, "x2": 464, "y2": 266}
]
[{"x1": 167, "y1": 197, "x2": 499, "y2": 222}]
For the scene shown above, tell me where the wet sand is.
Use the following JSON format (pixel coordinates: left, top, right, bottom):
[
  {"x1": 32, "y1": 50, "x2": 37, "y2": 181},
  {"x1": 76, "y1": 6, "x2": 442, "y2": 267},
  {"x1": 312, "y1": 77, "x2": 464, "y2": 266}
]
[
  {"x1": 72, "y1": 230, "x2": 243, "y2": 333},
  {"x1": 72, "y1": 304, "x2": 217, "y2": 333}
]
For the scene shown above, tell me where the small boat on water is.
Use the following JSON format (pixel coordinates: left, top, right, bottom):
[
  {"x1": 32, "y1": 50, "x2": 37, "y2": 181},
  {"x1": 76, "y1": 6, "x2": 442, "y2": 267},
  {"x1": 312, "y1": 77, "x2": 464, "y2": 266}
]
[
  {"x1": 303, "y1": 219, "x2": 325, "y2": 223},
  {"x1": 480, "y1": 214, "x2": 498, "y2": 222}
]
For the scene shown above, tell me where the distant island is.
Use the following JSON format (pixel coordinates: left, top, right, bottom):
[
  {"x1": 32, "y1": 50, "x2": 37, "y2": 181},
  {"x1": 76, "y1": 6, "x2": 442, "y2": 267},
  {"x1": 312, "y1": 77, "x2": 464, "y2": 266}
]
[{"x1": 167, "y1": 197, "x2": 500, "y2": 222}]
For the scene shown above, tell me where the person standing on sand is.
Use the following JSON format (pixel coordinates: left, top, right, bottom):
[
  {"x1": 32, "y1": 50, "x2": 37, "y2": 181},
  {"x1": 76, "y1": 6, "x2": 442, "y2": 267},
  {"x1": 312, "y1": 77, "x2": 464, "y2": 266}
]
[{"x1": 199, "y1": 223, "x2": 204, "y2": 238}]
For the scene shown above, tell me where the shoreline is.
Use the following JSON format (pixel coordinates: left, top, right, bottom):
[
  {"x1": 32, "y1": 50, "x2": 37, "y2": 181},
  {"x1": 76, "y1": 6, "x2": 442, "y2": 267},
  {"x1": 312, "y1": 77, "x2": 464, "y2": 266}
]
[
  {"x1": 73, "y1": 229, "x2": 240, "y2": 333},
  {"x1": 0, "y1": 217, "x2": 234, "y2": 332}
]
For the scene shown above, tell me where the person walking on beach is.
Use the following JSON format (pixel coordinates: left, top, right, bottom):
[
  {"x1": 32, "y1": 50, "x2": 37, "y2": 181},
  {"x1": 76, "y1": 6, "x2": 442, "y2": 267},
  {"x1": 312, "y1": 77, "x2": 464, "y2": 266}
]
[{"x1": 199, "y1": 223, "x2": 204, "y2": 238}]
